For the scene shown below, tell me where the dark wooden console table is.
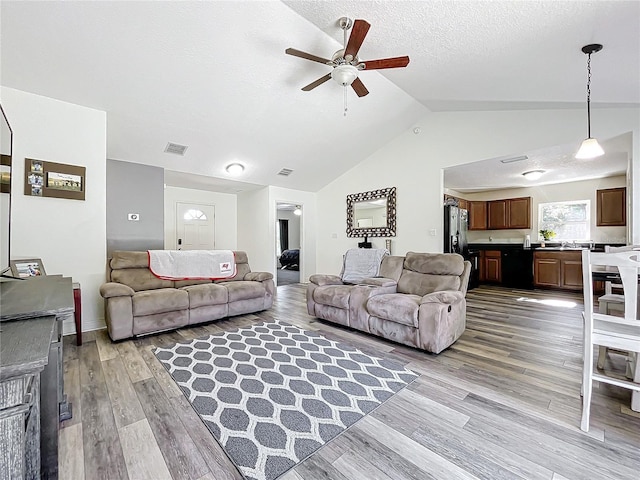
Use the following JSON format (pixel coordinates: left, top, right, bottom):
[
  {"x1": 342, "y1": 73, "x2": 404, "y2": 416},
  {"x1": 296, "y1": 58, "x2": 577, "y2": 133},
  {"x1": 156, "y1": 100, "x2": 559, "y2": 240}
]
[{"x1": 1, "y1": 275, "x2": 74, "y2": 478}]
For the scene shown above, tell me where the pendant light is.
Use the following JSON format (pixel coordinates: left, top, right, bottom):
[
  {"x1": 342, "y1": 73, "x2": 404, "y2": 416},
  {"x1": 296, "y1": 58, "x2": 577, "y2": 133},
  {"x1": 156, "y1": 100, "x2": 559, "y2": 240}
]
[{"x1": 575, "y1": 44, "x2": 604, "y2": 159}]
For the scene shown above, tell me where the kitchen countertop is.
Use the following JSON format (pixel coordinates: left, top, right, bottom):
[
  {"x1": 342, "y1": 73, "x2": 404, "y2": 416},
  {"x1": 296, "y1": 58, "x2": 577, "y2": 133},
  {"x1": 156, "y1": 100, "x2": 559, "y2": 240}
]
[{"x1": 468, "y1": 243, "x2": 623, "y2": 252}]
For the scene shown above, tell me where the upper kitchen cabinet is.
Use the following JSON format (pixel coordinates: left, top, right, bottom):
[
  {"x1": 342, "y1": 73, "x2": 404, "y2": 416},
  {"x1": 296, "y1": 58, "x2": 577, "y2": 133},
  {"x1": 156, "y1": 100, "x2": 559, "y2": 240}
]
[
  {"x1": 487, "y1": 200, "x2": 507, "y2": 229},
  {"x1": 487, "y1": 197, "x2": 531, "y2": 229},
  {"x1": 468, "y1": 201, "x2": 487, "y2": 230},
  {"x1": 507, "y1": 197, "x2": 531, "y2": 229},
  {"x1": 596, "y1": 187, "x2": 626, "y2": 226}
]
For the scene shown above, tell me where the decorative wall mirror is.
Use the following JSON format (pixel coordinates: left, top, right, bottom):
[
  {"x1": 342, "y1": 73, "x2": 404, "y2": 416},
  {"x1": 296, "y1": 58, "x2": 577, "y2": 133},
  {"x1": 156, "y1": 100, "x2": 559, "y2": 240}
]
[{"x1": 346, "y1": 187, "x2": 396, "y2": 238}]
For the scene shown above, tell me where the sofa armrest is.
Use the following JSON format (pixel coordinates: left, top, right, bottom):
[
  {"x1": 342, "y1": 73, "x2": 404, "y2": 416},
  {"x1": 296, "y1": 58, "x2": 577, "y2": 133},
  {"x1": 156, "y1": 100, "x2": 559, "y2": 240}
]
[
  {"x1": 245, "y1": 271, "x2": 273, "y2": 282},
  {"x1": 360, "y1": 277, "x2": 398, "y2": 288},
  {"x1": 100, "y1": 282, "x2": 134, "y2": 299},
  {"x1": 309, "y1": 274, "x2": 343, "y2": 286},
  {"x1": 420, "y1": 290, "x2": 464, "y2": 305}
]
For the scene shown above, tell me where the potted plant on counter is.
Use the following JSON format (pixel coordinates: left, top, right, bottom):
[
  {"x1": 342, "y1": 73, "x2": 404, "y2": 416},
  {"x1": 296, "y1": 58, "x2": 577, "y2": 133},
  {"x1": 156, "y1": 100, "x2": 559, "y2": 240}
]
[{"x1": 539, "y1": 229, "x2": 556, "y2": 247}]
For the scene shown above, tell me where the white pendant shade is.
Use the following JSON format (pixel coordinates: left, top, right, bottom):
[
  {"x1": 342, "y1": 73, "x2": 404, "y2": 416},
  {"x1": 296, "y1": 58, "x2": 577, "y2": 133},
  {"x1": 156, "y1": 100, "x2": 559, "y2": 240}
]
[{"x1": 575, "y1": 138, "x2": 605, "y2": 159}]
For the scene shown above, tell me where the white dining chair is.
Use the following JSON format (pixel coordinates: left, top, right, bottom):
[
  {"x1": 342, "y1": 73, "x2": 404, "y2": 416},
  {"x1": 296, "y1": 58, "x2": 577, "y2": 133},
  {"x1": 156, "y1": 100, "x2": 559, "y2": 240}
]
[
  {"x1": 581, "y1": 249, "x2": 640, "y2": 432},
  {"x1": 597, "y1": 245, "x2": 640, "y2": 375}
]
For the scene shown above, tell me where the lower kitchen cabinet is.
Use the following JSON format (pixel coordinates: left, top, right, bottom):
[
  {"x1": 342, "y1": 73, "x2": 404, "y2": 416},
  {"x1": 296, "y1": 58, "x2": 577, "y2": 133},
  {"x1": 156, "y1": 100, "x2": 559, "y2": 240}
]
[
  {"x1": 480, "y1": 250, "x2": 501, "y2": 283},
  {"x1": 534, "y1": 250, "x2": 583, "y2": 290}
]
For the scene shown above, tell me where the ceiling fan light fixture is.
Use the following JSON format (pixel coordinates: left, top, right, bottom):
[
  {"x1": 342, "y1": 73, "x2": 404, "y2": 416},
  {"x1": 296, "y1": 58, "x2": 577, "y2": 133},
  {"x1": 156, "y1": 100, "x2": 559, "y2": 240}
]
[
  {"x1": 331, "y1": 64, "x2": 358, "y2": 86},
  {"x1": 522, "y1": 170, "x2": 546, "y2": 180},
  {"x1": 575, "y1": 43, "x2": 605, "y2": 159},
  {"x1": 225, "y1": 163, "x2": 245, "y2": 175}
]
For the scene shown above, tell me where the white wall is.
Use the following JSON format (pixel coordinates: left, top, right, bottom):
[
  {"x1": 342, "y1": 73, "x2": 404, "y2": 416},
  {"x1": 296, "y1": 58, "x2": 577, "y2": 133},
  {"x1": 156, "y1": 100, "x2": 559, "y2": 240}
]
[
  {"x1": 237, "y1": 187, "x2": 271, "y2": 273},
  {"x1": 449, "y1": 175, "x2": 627, "y2": 244},
  {"x1": 315, "y1": 107, "x2": 639, "y2": 274},
  {"x1": 164, "y1": 186, "x2": 237, "y2": 250},
  {"x1": 2, "y1": 87, "x2": 107, "y2": 333}
]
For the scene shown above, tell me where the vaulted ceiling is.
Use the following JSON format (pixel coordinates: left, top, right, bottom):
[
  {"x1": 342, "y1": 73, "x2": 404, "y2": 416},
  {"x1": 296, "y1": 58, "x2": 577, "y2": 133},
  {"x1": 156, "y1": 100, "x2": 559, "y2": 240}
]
[{"x1": 1, "y1": 1, "x2": 639, "y2": 193}]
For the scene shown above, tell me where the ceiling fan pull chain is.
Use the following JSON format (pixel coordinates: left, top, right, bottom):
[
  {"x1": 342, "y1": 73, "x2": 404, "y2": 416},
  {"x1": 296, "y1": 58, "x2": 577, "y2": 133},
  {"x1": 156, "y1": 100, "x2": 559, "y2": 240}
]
[{"x1": 344, "y1": 85, "x2": 348, "y2": 116}]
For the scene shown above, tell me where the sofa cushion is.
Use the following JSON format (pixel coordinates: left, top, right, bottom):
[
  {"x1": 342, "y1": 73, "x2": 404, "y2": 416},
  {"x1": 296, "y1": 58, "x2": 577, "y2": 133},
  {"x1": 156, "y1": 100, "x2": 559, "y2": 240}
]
[
  {"x1": 224, "y1": 281, "x2": 266, "y2": 302},
  {"x1": 366, "y1": 294, "x2": 421, "y2": 328},
  {"x1": 111, "y1": 250, "x2": 149, "y2": 269},
  {"x1": 312, "y1": 285, "x2": 352, "y2": 309},
  {"x1": 112, "y1": 268, "x2": 174, "y2": 292},
  {"x1": 404, "y1": 252, "x2": 465, "y2": 276},
  {"x1": 132, "y1": 288, "x2": 189, "y2": 317},
  {"x1": 181, "y1": 284, "x2": 228, "y2": 308},
  {"x1": 397, "y1": 271, "x2": 461, "y2": 297}
]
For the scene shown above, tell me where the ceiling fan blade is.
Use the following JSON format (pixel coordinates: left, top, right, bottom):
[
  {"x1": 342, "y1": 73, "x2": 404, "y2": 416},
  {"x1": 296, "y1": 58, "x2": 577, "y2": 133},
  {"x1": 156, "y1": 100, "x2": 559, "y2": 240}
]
[
  {"x1": 301, "y1": 73, "x2": 332, "y2": 91},
  {"x1": 285, "y1": 48, "x2": 331, "y2": 65},
  {"x1": 360, "y1": 56, "x2": 410, "y2": 70},
  {"x1": 344, "y1": 19, "x2": 371, "y2": 59},
  {"x1": 351, "y1": 78, "x2": 369, "y2": 97}
]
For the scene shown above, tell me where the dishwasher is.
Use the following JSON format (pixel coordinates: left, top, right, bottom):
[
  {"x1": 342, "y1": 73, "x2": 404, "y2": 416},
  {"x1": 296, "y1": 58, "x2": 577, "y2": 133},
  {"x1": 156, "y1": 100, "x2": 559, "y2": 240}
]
[{"x1": 501, "y1": 248, "x2": 534, "y2": 289}]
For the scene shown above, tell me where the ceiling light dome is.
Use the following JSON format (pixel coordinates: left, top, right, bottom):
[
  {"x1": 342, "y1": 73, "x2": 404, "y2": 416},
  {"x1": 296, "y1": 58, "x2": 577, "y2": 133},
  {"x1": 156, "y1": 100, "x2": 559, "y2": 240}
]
[
  {"x1": 293, "y1": 206, "x2": 302, "y2": 216},
  {"x1": 331, "y1": 65, "x2": 358, "y2": 86},
  {"x1": 522, "y1": 170, "x2": 545, "y2": 180},
  {"x1": 225, "y1": 163, "x2": 244, "y2": 175}
]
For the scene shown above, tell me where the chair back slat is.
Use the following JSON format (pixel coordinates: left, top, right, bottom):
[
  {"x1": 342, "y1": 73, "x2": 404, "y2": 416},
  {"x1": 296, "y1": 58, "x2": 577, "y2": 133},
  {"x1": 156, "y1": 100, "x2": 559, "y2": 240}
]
[{"x1": 584, "y1": 249, "x2": 640, "y2": 325}]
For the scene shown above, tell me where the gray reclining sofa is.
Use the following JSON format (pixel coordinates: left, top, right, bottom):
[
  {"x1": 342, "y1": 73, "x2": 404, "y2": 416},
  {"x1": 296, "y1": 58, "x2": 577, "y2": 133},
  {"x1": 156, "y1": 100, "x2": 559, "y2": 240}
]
[
  {"x1": 307, "y1": 252, "x2": 471, "y2": 354},
  {"x1": 100, "y1": 250, "x2": 274, "y2": 340}
]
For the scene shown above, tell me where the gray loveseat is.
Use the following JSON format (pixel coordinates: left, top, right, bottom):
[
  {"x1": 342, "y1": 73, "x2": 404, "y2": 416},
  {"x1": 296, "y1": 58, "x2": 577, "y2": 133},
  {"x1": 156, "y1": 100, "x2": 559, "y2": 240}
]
[
  {"x1": 307, "y1": 252, "x2": 471, "y2": 353},
  {"x1": 100, "y1": 250, "x2": 274, "y2": 341}
]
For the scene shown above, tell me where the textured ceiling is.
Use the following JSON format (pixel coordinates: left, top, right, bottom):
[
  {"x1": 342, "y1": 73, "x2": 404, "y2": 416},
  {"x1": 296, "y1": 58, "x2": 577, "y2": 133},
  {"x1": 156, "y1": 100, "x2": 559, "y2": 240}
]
[
  {"x1": 1, "y1": 1, "x2": 639, "y2": 193},
  {"x1": 444, "y1": 133, "x2": 630, "y2": 193}
]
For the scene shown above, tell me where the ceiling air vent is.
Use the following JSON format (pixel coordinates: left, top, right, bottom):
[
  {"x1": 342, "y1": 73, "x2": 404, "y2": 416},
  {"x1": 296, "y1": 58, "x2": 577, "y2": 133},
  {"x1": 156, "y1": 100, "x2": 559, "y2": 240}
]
[
  {"x1": 277, "y1": 168, "x2": 294, "y2": 176},
  {"x1": 164, "y1": 142, "x2": 188, "y2": 156},
  {"x1": 499, "y1": 155, "x2": 528, "y2": 164}
]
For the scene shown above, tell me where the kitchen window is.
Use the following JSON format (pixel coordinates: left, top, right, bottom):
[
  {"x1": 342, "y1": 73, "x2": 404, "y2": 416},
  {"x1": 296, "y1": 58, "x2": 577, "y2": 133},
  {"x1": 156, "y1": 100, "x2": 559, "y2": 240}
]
[{"x1": 538, "y1": 200, "x2": 591, "y2": 241}]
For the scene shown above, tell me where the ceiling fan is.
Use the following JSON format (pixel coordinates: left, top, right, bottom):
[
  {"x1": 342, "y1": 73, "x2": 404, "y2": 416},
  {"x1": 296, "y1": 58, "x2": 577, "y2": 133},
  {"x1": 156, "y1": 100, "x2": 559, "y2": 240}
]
[{"x1": 285, "y1": 17, "x2": 410, "y2": 98}]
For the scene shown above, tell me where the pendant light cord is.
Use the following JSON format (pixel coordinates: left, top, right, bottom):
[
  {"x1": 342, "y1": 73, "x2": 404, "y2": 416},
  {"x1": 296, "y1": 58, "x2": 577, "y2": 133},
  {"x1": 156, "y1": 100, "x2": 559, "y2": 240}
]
[{"x1": 586, "y1": 53, "x2": 592, "y2": 138}]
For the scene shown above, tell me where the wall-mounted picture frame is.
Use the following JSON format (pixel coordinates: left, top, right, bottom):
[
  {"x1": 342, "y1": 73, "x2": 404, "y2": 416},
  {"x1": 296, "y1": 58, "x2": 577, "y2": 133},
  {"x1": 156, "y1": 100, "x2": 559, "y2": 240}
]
[
  {"x1": 24, "y1": 158, "x2": 86, "y2": 200},
  {"x1": 10, "y1": 258, "x2": 47, "y2": 278}
]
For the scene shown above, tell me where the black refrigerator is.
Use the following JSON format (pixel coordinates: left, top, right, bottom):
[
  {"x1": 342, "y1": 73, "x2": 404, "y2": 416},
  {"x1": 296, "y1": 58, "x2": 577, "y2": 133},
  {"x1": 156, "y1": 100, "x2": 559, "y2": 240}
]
[
  {"x1": 443, "y1": 205, "x2": 468, "y2": 255},
  {"x1": 444, "y1": 206, "x2": 479, "y2": 289}
]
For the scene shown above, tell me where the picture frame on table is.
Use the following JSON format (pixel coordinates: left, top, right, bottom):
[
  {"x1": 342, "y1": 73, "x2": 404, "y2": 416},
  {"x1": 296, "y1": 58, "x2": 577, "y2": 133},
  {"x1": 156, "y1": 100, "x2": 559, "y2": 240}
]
[{"x1": 10, "y1": 258, "x2": 47, "y2": 278}]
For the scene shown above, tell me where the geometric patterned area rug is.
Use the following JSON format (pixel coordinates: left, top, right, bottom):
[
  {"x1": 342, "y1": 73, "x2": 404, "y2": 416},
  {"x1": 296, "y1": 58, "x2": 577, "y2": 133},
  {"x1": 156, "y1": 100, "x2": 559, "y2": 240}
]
[{"x1": 154, "y1": 321, "x2": 419, "y2": 480}]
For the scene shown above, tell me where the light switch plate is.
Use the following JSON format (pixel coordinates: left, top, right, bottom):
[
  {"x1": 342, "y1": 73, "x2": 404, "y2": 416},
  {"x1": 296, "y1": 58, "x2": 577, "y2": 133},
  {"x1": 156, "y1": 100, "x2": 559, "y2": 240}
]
[{"x1": 128, "y1": 213, "x2": 140, "y2": 221}]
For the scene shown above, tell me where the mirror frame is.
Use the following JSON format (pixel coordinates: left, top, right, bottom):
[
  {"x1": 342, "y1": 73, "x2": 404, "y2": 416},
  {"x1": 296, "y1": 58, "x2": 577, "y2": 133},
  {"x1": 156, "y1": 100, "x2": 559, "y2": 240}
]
[{"x1": 346, "y1": 187, "x2": 396, "y2": 238}]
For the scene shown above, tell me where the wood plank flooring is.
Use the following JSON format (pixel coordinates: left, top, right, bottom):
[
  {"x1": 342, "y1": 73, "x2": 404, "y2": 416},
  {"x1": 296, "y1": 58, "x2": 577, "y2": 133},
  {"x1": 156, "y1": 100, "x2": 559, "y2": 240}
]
[{"x1": 59, "y1": 285, "x2": 640, "y2": 479}]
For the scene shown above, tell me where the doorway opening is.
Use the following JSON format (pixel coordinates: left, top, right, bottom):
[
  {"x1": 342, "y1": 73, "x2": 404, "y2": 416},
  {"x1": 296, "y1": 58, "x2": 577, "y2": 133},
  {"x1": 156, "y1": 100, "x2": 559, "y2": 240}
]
[{"x1": 276, "y1": 202, "x2": 301, "y2": 286}]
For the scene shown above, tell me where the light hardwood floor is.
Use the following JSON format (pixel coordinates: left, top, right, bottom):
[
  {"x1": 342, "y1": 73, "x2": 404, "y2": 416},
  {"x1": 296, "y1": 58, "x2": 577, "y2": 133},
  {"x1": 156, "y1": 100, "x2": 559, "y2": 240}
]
[{"x1": 59, "y1": 285, "x2": 640, "y2": 480}]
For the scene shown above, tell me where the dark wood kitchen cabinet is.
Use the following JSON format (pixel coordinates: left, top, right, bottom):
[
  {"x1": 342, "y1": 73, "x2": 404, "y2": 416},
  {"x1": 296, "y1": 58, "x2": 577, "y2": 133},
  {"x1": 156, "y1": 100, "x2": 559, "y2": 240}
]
[
  {"x1": 480, "y1": 250, "x2": 501, "y2": 283},
  {"x1": 534, "y1": 250, "x2": 582, "y2": 290},
  {"x1": 487, "y1": 197, "x2": 531, "y2": 230},
  {"x1": 596, "y1": 187, "x2": 626, "y2": 226},
  {"x1": 507, "y1": 197, "x2": 531, "y2": 229},
  {"x1": 468, "y1": 201, "x2": 487, "y2": 230},
  {"x1": 487, "y1": 200, "x2": 508, "y2": 229}
]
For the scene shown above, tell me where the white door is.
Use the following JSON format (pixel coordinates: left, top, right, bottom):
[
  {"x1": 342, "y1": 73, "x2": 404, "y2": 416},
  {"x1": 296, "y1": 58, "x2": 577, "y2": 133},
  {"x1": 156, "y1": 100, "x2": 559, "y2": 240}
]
[{"x1": 175, "y1": 202, "x2": 215, "y2": 250}]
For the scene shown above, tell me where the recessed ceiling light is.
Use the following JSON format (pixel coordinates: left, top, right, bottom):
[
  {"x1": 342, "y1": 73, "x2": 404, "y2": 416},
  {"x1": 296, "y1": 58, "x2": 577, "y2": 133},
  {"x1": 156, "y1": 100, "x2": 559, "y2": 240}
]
[
  {"x1": 522, "y1": 170, "x2": 545, "y2": 180},
  {"x1": 225, "y1": 163, "x2": 245, "y2": 175}
]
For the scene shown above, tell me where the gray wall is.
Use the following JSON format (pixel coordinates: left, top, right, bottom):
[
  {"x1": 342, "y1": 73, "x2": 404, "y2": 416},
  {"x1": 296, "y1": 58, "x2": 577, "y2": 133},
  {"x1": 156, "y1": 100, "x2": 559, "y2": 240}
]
[{"x1": 106, "y1": 159, "x2": 164, "y2": 255}]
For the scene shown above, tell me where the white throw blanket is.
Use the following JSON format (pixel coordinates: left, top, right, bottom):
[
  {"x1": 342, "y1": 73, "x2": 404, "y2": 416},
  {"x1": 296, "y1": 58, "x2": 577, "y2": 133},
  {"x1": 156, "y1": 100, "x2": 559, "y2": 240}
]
[
  {"x1": 148, "y1": 250, "x2": 236, "y2": 280},
  {"x1": 341, "y1": 248, "x2": 389, "y2": 284}
]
